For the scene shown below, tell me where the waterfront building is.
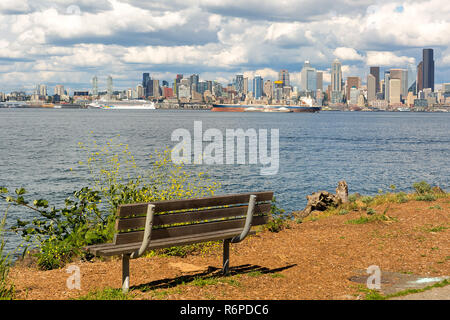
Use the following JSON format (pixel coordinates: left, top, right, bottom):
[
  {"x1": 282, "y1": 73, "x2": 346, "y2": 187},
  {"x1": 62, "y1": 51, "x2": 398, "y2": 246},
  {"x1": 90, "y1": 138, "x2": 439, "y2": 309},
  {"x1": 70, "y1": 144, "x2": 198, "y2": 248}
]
[
  {"x1": 389, "y1": 78, "x2": 402, "y2": 105},
  {"x1": 367, "y1": 74, "x2": 376, "y2": 102},
  {"x1": 243, "y1": 78, "x2": 249, "y2": 95},
  {"x1": 422, "y1": 48, "x2": 434, "y2": 91},
  {"x1": 253, "y1": 75, "x2": 263, "y2": 99},
  {"x1": 370, "y1": 67, "x2": 380, "y2": 93},
  {"x1": 153, "y1": 80, "x2": 161, "y2": 98}
]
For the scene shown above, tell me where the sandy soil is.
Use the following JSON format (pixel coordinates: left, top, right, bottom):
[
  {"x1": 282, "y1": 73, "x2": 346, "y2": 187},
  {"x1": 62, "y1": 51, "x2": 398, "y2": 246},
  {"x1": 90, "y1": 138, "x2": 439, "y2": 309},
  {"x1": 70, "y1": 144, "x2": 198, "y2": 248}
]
[{"x1": 9, "y1": 196, "x2": 449, "y2": 300}]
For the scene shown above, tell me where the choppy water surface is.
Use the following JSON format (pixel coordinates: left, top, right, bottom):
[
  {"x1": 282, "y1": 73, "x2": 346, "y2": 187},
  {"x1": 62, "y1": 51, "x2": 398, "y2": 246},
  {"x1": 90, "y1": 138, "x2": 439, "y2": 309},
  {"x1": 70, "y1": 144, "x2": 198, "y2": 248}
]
[{"x1": 1, "y1": 109, "x2": 449, "y2": 250}]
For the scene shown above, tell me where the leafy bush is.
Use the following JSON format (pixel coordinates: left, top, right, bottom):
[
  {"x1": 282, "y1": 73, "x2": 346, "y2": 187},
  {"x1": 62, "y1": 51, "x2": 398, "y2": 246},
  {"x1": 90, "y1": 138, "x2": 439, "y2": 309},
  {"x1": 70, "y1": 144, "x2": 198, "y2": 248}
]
[
  {"x1": 265, "y1": 198, "x2": 288, "y2": 233},
  {"x1": 413, "y1": 181, "x2": 432, "y2": 195},
  {"x1": 1, "y1": 139, "x2": 220, "y2": 270}
]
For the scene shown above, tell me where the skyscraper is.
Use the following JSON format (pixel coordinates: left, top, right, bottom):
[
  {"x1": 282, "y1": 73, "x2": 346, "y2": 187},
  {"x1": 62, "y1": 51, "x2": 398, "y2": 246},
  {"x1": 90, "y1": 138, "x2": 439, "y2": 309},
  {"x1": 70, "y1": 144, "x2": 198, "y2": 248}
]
[
  {"x1": 92, "y1": 76, "x2": 98, "y2": 97},
  {"x1": 142, "y1": 73, "x2": 151, "y2": 96},
  {"x1": 107, "y1": 76, "x2": 113, "y2": 99},
  {"x1": 316, "y1": 72, "x2": 323, "y2": 92},
  {"x1": 384, "y1": 71, "x2": 391, "y2": 102},
  {"x1": 422, "y1": 48, "x2": 434, "y2": 91},
  {"x1": 235, "y1": 75, "x2": 244, "y2": 94},
  {"x1": 331, "y1": 58, "x2": 342, "y2": 93},
  {"x1": 370, "y1": 67, "x2": 380, "y2": 93},
  {"x1": 278, "y1": 70, "x2": 290, "y2": 87},
  {"x1": 301, "y1": 61, "x2": 317, "y2": 93},
  {"x1": 417, "y1": 61, "x2": 423, "y2": 92},
  {"x1": 253, "y1": 75, "x2": 263, "y2": 99},
  {"x1": 390, "y1": 69, "x2": 408, "y2": 98},
  {"x1": 367, "y1": 74, "x2": 376, "y2": 102},
  {"x1": 389, "y1": 78, "x2": 401, "y2": 104},
  {"x1": 346, "y1": 77, "x2": 360, "y2": 101}
]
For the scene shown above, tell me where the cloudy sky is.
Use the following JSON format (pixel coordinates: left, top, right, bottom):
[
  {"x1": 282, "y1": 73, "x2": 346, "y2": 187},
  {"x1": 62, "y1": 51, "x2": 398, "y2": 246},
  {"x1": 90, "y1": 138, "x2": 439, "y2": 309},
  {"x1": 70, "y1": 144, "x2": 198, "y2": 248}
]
[{"x1": 1, "y1": 0, "x2": 449, "y2": 93}]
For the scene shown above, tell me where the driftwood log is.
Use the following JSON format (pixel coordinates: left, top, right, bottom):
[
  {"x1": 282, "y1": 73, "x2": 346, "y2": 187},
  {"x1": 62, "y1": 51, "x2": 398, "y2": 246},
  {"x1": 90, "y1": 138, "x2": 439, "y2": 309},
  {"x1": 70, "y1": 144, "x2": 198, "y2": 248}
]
[{"x1": 294, "y1": 181, "x2": 349, "y2": 219}]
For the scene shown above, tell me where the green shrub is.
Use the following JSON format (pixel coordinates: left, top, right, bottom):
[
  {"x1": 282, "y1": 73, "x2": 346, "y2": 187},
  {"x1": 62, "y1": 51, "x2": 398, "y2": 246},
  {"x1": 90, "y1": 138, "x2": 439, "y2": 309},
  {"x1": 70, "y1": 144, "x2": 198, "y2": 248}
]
[
  {"x1": 265, "y1": 198, "x2": 288, "y2": 233},
  {"x1": 396, "y1": 192, "x2": 409, "y2": 203},
  {"x1": 415, "y1": 194, "x2": 436, "y2": 202},
  {"x1": 413, "y1": 181, "x2": 432, "y2": 195},
  {"x1": 1, "y1": 139, "x2": 220, "y2": 270}
]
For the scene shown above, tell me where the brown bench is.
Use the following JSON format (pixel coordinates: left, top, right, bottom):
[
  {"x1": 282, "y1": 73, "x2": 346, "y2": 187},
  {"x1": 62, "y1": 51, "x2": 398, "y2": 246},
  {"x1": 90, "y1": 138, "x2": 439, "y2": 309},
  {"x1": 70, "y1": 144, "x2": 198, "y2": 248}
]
[{"x1": 85, "y1": 191, "x2": 274, "y2": 292}]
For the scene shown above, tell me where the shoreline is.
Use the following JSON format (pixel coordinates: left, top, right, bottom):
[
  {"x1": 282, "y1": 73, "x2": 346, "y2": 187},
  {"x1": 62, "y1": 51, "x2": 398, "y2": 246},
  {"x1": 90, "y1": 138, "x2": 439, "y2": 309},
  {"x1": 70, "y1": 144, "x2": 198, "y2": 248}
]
[{"x1": 6, "y1": 189, "x2": 449, "y2": 300}]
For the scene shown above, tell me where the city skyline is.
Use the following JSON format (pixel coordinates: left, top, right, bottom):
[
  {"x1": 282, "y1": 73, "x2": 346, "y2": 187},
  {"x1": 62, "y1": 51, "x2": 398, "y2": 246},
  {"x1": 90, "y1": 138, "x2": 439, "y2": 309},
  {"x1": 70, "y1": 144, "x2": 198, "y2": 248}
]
[{"x1": 0, "y1": 1, "x2": 450, "y2": 92}]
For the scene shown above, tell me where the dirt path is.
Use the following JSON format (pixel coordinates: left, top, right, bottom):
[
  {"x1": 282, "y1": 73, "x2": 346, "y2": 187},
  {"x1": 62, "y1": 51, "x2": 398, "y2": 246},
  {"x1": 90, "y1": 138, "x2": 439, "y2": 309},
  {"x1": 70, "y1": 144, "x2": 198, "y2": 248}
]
[{"x1": 9, "y1": 196, "x2": 449, "y2": 300}]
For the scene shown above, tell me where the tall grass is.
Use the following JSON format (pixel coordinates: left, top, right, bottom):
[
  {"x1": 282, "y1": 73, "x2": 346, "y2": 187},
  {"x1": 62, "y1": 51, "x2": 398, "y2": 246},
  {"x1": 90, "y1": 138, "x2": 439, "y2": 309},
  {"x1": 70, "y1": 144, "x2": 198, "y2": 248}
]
[{"x1": 0, "y1": 209, "x2": 15, "y2": 300}]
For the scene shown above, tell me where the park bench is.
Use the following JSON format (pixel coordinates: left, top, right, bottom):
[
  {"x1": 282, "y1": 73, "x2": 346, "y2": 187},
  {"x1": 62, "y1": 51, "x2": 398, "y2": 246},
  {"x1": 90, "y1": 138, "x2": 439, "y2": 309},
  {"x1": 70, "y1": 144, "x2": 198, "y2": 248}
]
[{"x1": 85, "y1": 191, "x2": 274, "y2": 292}]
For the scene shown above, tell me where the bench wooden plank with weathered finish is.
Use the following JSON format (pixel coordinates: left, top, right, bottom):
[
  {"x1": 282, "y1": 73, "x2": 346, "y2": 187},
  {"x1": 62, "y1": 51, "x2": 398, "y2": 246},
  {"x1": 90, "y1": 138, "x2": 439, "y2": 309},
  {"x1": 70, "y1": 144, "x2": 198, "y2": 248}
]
[{"x1": 84, "y1": 191, "x2": 273, "y2": 292}]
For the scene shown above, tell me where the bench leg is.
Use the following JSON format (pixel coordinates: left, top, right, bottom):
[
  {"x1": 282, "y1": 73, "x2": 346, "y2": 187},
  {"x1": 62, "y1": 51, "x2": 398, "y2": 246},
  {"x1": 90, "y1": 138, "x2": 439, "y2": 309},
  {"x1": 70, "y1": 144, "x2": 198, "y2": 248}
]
[
  {"x1": 222, "y1": 239, "x2": 230, "y2": 275},
  {"x1": 122, "y1": 254, "x2": 131, "y2": 293}
]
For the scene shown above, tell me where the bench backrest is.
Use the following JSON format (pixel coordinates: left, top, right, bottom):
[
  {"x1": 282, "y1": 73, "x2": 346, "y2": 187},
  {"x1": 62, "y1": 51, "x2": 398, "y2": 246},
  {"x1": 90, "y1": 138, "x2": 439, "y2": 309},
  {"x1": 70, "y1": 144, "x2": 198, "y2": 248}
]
[{"x1": 113, "y1": 191, "x2": 274, "y2": 245}]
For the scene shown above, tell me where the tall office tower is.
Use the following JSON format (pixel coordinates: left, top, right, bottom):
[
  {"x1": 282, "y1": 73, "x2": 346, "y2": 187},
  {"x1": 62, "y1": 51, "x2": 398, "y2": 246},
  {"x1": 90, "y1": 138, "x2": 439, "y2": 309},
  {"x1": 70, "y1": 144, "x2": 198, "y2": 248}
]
[
  {"x1": 390, "y1": 69, "x2": 408, "y2": 98},
  {"x1": 278, "y1": 69, "x2": 290, "y2": 87},
  {"x1": 235, "y1": 75, "x2": 244, "y2": 94},
  {"x1": 384, "y1": 71, "x2": 391, "y2": 102},
  {"x1": 136, "y1": 84, "x2": 144, "y2": 98},
  {"x1": 417, "y1": 61, "x2": 423, "y2": 92},
  {"x1": 264, "y1": 80, "x2": 273, "y2": 99},
  {"x1": 55, "y1": 85, "x2": 65, "y2": 97},
  {"x1": 301, "y1": 61, "x2": 317, "y2": 92},
  {"x1": 253, "y1": 75, "x2": 263, "y2": 99},
  {"x1": 173, "y1": 74, "x2": 183, "y2": 97},
  {"x1": 367, "y1": 74, "x2": 376, "y2": 102},
  {"x1": 243, "y1": 78, "x2": 249, "y2": 94},
  {"x1": 316, "y1": 72, "x2": 323, "y2": 92},
  {"x1": 190, "y1": 74, "x2": 199, "y2": 93},
  {"x1": 92, "y1": 76, "x2": 98, "y2": 97},
  {"x1": 107, "y1": 76, "x2": 113, "y2": 99},
  {"x1": 331, "y1": 58, "x2": 343, "y2": 93},
  {"x1": 370, "y1": 67, "x2": 380, "y2": 93},
  {"x1": 38, "y1": 84, "x2": 47, "y2": 97},
  {"x1": 422, "y1": 48, "x2": 434, "y2": 91},
  {"x1": 153, "y1": 80, "x2": 161, "y2": 98},
  {"x1": 389, "y1": 78, "x2": 401, "y2": 104},
  {"x1": 346, "y1": 77, "x2": 360, "y2": 101}
]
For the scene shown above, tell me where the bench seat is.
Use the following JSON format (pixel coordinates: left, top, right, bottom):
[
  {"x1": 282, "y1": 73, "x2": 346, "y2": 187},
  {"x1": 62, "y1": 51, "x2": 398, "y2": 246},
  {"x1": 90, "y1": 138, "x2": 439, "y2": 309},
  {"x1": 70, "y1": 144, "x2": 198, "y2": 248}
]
[{"x1": 86, "y1": 228, "x2": 256, "y2": 257}]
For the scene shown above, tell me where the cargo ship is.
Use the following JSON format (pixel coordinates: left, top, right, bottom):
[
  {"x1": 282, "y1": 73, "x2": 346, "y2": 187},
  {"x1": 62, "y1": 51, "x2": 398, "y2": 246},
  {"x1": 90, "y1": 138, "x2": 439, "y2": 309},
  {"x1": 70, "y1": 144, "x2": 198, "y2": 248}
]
[{"x1": 211, "y1": 96, "x2": 320, "y2": 113}]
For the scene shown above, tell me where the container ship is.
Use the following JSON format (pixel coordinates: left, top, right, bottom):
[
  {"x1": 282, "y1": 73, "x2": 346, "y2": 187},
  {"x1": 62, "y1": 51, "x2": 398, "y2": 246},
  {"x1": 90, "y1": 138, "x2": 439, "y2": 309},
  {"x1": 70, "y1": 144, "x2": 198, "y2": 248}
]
[{"x1": 211, "y1": 97, "x2": 321, "y2": 113}]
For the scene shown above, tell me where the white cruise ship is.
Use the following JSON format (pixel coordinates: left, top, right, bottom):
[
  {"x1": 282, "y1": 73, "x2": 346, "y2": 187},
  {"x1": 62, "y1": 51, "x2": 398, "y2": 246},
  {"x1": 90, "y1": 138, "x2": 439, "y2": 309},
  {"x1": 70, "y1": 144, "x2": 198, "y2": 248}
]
[{"x1": 88, "y1": 100, "x2": 156, "y2": 110}]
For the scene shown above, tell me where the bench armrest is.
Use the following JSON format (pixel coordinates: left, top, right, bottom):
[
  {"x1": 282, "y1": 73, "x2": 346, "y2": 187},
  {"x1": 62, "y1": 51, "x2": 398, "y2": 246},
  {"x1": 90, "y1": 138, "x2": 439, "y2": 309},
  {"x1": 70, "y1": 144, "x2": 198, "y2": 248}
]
[
  {"x1": 131, "y1": 204, "x2": 155, "y2": 259},
  {"x1": 231, "y1": 195, "x2": 256, "y2": 243}
]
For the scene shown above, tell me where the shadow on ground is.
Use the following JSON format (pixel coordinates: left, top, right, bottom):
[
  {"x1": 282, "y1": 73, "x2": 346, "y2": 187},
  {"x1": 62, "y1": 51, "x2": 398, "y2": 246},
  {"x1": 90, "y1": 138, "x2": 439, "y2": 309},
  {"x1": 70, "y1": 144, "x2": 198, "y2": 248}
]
[{"x1": 133, "y1": 264, "x2": 297, "y2": 292}]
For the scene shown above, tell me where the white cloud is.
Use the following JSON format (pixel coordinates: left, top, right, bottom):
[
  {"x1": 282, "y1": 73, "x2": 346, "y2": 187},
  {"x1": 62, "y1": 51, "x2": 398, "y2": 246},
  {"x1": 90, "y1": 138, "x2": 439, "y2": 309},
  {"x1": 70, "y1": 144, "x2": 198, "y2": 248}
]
[
  {"x1": 333, "y1": 47, "x2": 364, "y2": 61},
  {"x1": 366, "y1": 51, "x2": 416, "y2": 67}
]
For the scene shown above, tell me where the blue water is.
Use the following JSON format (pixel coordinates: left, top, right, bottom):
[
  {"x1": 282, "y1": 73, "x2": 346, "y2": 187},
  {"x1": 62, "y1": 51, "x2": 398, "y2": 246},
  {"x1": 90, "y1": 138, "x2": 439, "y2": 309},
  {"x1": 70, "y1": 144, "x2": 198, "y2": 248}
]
[{"x1": 1, "y1": 109, "x2": 449, "y2": 251}]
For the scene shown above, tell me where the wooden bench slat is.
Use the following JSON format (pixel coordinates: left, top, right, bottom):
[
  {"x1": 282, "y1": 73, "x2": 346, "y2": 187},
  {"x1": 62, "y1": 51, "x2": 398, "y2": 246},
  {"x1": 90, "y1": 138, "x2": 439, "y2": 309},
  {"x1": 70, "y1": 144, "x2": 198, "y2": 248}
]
[
  {"x1": 114, "y1": 215, "x2": 269, "y2": 245},
  {"x1": 96, "y1": 229, "x2": 257, "y2": 256},
  {"x1": 116, "y1": 203, "x2": 272, "y2": 231},
  {"x1": 117, "y1": 191, "x2": 274, "y2": 217}
]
